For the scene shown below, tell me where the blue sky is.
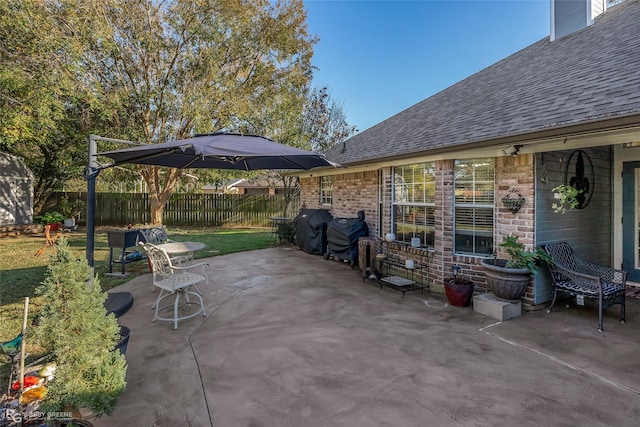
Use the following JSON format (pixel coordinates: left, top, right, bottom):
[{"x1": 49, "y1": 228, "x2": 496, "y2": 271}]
[{"x1": 304, "y1": 0, "x2": 551, "y2": 132}]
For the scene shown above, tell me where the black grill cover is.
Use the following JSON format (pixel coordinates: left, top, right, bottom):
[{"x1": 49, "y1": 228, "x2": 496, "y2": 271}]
[
  {"x1": 293, "y1": 209, "x2": 333, "y2": 254},
  {"x1": 326, "y1": 211, "x2": 369, "y2": 263}
]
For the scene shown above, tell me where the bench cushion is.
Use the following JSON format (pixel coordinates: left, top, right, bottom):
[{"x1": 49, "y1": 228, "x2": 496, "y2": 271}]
[{"x1": 555, "y1": 279, "x2": 625, "y2": 298}]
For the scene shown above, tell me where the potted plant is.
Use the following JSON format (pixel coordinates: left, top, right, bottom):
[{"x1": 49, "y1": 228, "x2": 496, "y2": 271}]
[
  {"x1": 481, "y1": 236, "x2": 551, "y2": 302},
  {"x1": 31, "y1": 238, "x2": 127, "y2": 425},
  {"x1": 443, "y1": 264, "x2": 475, "y2": 307},
  {"x1": 552, "y1": 184, "x2": 582, "y2": 214},
  {"x1": 37, "y1": 211, "x2": 66, "y2": 231}
]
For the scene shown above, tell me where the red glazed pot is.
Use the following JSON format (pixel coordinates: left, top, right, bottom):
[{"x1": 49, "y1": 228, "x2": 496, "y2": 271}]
[{"x1": 444, "y1": 278, "x2": 475, "y2": 307}]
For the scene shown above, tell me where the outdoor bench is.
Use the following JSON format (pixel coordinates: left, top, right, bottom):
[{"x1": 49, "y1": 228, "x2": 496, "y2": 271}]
[
  {"x1": 107, "y1": 226, "x2": 169, "y2": 275},
  {"x1": 540, "y1": 241, "x2": 626, "y2": 332}
]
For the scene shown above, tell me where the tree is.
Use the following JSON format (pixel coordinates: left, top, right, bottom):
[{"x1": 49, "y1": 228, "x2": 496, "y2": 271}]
[
  {"x1": 73, "y1": 0, "x2": 316, "y2": 224},
  {"x1": 1, "y1": 0, "x2": 315, "y2": 223},
  {"x1": 251, "y1": 86, "x2": 358, "y2": 217},
  {"x1": 0, "y1": 1, "x2": 99, "y2": 212},
  {"x1": 303, "y1": 86, "x2": 358, "y2": 153}
]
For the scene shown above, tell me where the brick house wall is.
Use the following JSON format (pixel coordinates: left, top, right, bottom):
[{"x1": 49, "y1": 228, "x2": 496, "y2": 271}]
[
  {"x1": 298, "y1": 154, "x2": 538, "y2": 303},
  {"x1": 495, "y1": 154, "x2": 536, "y2": 304},
  {"x1": 440, "y1": 154, "x2": 536, "y2": 300},
  {"x1": 300, "y1": 171, "x2": 379, "y2": 236}
]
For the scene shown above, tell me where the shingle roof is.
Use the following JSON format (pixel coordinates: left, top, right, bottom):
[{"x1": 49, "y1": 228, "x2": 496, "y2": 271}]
[{"x1": 324, "y1": 0, "x2": 640, "y2": 165}]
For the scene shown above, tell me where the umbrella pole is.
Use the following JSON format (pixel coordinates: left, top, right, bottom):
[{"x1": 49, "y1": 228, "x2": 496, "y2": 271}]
[{"x1": 85, "y1": 134, "x2": 140, "y2": 272}]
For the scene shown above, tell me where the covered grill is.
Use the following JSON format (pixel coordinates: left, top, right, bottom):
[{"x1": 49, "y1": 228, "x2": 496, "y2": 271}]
[
  {"x1": 324, "y1": 211, "x2": 369, "y2": 266},
  {"x1": 293, "y1": 209, "x2": 333, "y2": 255}
]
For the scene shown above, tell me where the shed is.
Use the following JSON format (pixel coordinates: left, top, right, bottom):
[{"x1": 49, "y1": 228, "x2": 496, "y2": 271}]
[{"x1": 0, "y1": 151, "x2": 35, "y2": 225}]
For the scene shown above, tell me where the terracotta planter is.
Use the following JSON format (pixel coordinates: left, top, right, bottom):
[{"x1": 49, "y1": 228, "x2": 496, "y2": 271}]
[
  {"x1": 443, "y1": 278, "x2": 475, "y2": 307},
  {"x1": 481, "y1": 258, "x2": 531, "y2": 302}
]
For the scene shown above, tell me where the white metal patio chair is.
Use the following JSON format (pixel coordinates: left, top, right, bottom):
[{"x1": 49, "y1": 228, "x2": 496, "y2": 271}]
[
  {"x1": 140, "y1": 242, "x2": 209, "y2": 330},
  {"x1": 138, "y1": 226, "x2": 190, "y2": 290}
]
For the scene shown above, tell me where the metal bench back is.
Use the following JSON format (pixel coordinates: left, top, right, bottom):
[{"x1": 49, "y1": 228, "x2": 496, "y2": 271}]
[
  {"x1": 541, "y1": 242, "x2": 577, "y2": 281},
  {"x1": 140, "y1": 226, "x2": 169, "y2": 245}
]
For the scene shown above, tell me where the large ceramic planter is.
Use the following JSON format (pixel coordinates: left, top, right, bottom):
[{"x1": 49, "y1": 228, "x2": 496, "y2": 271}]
[
  {"x1": 443, "y1": 278, "x2": 475, "y2": 307},
  {"x1": 481, "y1": 258, "x2": 531, "y2": 302}
]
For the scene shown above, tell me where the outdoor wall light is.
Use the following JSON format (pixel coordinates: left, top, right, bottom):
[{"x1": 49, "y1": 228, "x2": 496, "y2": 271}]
[
  {"x1": 502, "y1": 145, "x2": 521, "y2": 156},
  {"x1": 452, "y1": 264, "x2": 461, "y2": 278}
]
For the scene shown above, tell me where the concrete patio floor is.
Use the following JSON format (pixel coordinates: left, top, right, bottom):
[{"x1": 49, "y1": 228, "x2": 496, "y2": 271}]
[{"x1": 92, "y1": 247, "x2": 640, "y2": 427}]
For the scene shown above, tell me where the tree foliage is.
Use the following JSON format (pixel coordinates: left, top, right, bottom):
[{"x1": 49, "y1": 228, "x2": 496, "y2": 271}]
[
  {"x1": 249, "y1": 85, "x2": 358, "y2": 217},
  {"x1": 1, "y1": 0, "x2": 317, "y2": 223},
  {"x1": 303, "y1": 86, "x2": 358, "y2": 153},
  {"x1": 78, "y1": 0, "x2": 317, "y2": 223},
  {"x1": 0, "y1": 1, "x2": 100, "y2": 212}
]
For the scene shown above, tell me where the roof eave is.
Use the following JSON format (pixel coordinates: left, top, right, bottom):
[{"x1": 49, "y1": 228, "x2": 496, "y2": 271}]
[{"x1": 338, "y1": 112, "x2": 640, "y2": 168}]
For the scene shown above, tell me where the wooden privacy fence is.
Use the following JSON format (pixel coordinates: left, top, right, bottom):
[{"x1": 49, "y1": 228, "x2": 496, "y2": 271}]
[{"x1": 55, "y1": 192, "x2": 300, "y2": 227}]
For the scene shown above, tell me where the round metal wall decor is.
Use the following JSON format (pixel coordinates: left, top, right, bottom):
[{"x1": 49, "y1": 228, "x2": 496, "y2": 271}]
[{"x1": 564, "y1": 150, "x2": 594, "y2": 209}]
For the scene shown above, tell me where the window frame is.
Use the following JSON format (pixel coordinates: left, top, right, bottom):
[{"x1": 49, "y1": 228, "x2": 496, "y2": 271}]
[
  {"x1": 320, "y1": 175, "x2": 333, "y2": 205},
  {"x1": 391, "y1": 162, "x2": 436, "y2": 248},
  {"x1": 453, "y1": 158, "x2": 495, "y2": 256}
]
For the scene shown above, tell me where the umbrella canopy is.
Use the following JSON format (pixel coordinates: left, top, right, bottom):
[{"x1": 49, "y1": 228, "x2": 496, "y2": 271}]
[{"x1": 98, "y1": 132, "x2": 338, "y2": 170}]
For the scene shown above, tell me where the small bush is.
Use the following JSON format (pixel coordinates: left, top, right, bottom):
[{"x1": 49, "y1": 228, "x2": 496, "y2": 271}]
[
  {"x1": 32, "y1": 238, "x2": 127, "y2": 417},
  {"x1": 277, "y1": 221, "x2": 296, "y2": 244}
]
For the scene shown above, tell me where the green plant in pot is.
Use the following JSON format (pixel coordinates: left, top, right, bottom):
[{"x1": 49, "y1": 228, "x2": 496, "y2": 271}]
[
  {"x1": 31, "y1": 238, "x2": 127, "y2": 425},
  {"x1": 481, "y1": 236, "x2": 551, "y2": 302},
  {"x1": 551, "y1": 184, "x2": 582, "y2": 214},
  {"x1": 38, "y1": 211, "x2": 66, "y2": 225},
  {"x1": 36, "y1": 211, "x2": 66, "y2": 232}
]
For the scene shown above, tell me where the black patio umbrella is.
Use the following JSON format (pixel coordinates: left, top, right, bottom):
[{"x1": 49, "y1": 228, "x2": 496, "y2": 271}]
[
  {"x1": 98, "y1": 132, "x2": 338, "y2": 170},
  {"x1": 86, "y1": 132, "x2": 338, "y2": 268}
]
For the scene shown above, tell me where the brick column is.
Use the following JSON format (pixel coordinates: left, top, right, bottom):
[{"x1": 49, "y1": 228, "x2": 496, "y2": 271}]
[{"x1": 495, "y1": 153, "x2": 536, "y2": 303}]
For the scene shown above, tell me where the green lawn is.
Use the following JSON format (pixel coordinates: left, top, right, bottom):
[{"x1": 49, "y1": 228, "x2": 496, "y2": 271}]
[{"x1": 0, "y1": 226, "x2": 275, "y2": 387}]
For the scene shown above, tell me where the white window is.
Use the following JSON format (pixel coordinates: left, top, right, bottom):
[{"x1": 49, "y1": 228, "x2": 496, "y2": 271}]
[
  {"x1": 454, "y1": 159, "x2": 495, "y2": 255},
  {"x1": 320, "y1": 176, "x2": 333, "y2": 205},
  {"x1": 392, "y1": 162, "x2": 436, "y2": 247}
]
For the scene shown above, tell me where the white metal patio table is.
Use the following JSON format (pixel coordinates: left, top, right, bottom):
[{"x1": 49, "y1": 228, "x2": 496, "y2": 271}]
[{"x1": 157, "y1": 241, "x2": 206, "y2": 263}]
